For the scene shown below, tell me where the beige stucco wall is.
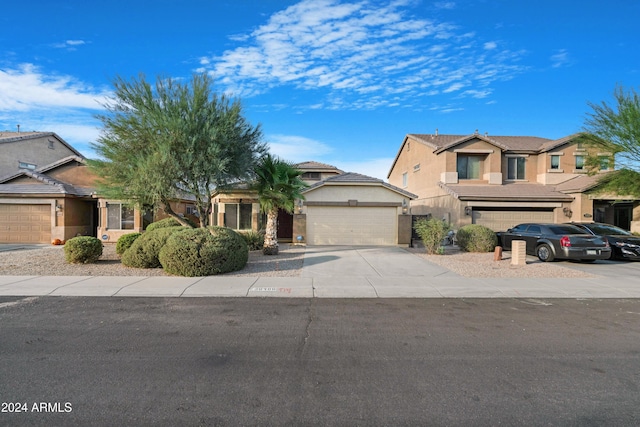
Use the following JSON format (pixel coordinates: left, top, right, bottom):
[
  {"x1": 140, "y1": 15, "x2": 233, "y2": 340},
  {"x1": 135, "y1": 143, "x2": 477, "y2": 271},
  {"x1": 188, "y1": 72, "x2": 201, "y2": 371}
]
[
  {"x1": 303, "y1": 184, "x2": 406, "y2": 205},
  {"x1": 0, "y1": 134, "x2": 79, "y2": 177},
  {"x1": 388, "y1": 136, "x2": 445, "y2": 199}
]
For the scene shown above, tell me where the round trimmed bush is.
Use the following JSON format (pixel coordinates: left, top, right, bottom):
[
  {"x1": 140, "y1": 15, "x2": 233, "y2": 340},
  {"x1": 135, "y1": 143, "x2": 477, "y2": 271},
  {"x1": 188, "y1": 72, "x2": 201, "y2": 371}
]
[
  {"x1": 64, "y1": 236, "x2": 103, "y2": 264},
  {"x1": 146, "y1": 216, "x2": 196, "y2": 231},
  {"x1": 116, "y1": 232, "x2": 142, "y2": 256},
  {"x1": 456, "y1": 224, "x2": 498, "y2": 252},
  {"x1": 159, "y1": 226, "x2": 249, "y2": 277},
  {"x1": 121, "y1": 226, "x2": 186, "y2": 268}
]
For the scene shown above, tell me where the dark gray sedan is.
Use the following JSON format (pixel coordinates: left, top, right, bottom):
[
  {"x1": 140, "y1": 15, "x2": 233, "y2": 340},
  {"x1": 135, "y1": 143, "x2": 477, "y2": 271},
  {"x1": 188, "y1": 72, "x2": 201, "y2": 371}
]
[
  {"x1": 498, "y1": 223, "x2": 611, "y2": 262},
  {"x1": 568, "y1": 222, "x2": 640, "y2": 261}
]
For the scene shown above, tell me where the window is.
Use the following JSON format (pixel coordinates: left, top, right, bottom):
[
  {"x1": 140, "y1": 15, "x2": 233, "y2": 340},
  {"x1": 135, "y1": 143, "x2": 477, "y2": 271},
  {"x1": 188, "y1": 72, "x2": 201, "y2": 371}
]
[
  {"x1": 457, "y1": 155, "x2": 482, "y2": 180},
  {"x1": 575, "y1": 155, "x2": 585, "y2": 170},
  {"x1": 507, "y1": 157, "x2": 526, "y2": 180},
  {"x1": 599, "y1": 157, "x2": 610, "y2": 170},
  {"x1": 106, "y1": 203, "x2": 134, "y2": 230},
  {"x1": 186, "y1": 205, "x2": 197, "y2": 215},
  {"x1": 48, "y1": 140, "x2": 55, "y2": 149},
  {"x1": 402, "y1": 172, "x2": 408, "y2": 187},
  {"x1": 413, "y1": 164, "x2": 420, "y2": 172},
  {"x1": 301, "y1": 172, "x2": 321, "y2": 181},
  {"x1": 224, "y1": 203, "x2": 252, "y2": 230},
  {"x1": 550, "y1": 155, "x2": 560, "y2": 170},
  {"x1": 18, "y1": 161, "x2": 36, "y2": 170}
]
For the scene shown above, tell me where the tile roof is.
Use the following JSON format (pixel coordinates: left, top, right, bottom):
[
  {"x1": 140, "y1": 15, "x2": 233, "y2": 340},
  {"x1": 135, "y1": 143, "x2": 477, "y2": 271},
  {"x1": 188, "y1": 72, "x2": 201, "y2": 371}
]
[
  {"x1": 303, "y1": 172, "x2": 417, "y2": 199},
  {"x1": 409, "y1": 133, "x2": 553, "y2": 152},
  {"x1": 439, "y1": 182, "x2": 573, "y2": 201},
  {"x1": 554, "y1": 174, "x2": 603, "y2": 193},
  {"x1": 0, "y1": 132, "x2": 83, "y2": 157},
  {"x1": 0, "y1": 182, "x2": 95, "y2": 196},
  {"x1": 295, "y1": 161, "x2": 343, "y2": 172}
]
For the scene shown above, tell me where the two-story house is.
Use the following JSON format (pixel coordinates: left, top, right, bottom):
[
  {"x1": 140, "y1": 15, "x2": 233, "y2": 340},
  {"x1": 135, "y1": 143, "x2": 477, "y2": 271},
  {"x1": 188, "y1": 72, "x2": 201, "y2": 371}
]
[{"x1": 387, "y1": 131, "x2": 640, "y2": 232}]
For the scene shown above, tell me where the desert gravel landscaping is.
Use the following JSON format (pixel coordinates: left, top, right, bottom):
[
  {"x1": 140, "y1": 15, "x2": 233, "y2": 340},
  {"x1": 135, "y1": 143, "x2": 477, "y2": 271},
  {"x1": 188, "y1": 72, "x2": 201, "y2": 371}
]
[{"x1": 0, "y1": 243, "x2": 596, "y2": 278}]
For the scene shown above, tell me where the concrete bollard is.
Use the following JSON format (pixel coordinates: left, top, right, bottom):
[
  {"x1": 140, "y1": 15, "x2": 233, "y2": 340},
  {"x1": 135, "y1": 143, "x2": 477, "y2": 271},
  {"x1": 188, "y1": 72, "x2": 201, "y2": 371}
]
[
  {"x1": 494, "y1": 246, "x2": 503, "y2": 261},
  {"x1": 511, "y1": 240, "x2": 527, "y2": 266}
]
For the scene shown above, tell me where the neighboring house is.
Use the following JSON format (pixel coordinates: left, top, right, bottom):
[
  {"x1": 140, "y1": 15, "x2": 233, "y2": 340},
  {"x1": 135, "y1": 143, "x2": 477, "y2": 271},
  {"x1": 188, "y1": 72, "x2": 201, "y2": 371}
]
[
  {"x1": 211, "y1": 161, "x2": 416, "y2": 246},
  {"x1": 387, "y1": 131, "x2": 640, "y2": 233},
  {"x1": 0, "y1": 156, "x2": 196, "y2": 244},
  {"x1": 0, "y1": 132, "x2": 83, "y2": 179}
]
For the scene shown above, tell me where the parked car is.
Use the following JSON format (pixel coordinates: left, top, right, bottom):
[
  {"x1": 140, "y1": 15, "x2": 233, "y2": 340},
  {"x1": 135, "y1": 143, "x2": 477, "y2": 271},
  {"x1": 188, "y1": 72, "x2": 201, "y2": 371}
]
[
  {"x1": 497, "y1": 223, "x2": 611, "y2": 262},
  {"x1": 567, "y1": 222, "x2": 640, "y2": 261}
]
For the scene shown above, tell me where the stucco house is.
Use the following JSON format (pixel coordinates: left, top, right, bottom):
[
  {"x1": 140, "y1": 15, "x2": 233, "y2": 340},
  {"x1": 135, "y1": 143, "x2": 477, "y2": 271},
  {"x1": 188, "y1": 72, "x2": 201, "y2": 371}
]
[
  {"x1": 0, "y1": 133, "x2": 197, "y2": 243},
  {"x1": 387, "y1": 131, "x2": 640, "y2": 232},
  {"x1": 0, "y1": 131, "x2": 83, "y2": 179},
  {"x1": 212, "y1": 161, "x2": 416, "y2": 246}
]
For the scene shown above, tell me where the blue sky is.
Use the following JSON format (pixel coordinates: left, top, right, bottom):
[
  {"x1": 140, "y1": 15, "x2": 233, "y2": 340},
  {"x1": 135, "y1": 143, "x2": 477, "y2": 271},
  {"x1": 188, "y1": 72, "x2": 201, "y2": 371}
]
[{"x1": 1, "y1": 0, "x2": 638, "y2": 180}]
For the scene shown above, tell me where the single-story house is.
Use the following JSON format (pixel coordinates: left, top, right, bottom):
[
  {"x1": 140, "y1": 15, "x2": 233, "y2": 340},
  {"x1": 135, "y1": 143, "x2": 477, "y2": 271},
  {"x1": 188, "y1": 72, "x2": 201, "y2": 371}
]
[{"x1": 212, "y1": 162, "x2": 417, "y2": 246}]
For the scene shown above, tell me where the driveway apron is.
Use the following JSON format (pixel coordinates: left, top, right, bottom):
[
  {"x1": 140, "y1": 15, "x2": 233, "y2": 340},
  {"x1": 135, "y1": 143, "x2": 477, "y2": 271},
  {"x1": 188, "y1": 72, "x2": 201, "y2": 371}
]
[{"x1": 301, "y1": 246, "x2": 457, "y2": 278}]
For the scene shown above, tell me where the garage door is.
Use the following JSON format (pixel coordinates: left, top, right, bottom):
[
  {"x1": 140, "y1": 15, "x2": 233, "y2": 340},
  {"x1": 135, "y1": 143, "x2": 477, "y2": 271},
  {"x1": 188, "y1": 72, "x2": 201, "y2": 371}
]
[
  {"x1": 0, "y1": 204, "x2": 51, "y2": 243},
  {"x1": 472, "y1": 209, "x2": 554, "y2": 232},
  {"x1": 307, "y1": 206, "x2": 397, "y2": 245}
]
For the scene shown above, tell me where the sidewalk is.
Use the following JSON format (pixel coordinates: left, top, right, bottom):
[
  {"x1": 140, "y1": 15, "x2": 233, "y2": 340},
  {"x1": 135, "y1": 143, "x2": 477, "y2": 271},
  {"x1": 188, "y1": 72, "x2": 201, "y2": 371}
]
[{"x1": 1, "y1": 274, "x2": 639, "y2": 298}]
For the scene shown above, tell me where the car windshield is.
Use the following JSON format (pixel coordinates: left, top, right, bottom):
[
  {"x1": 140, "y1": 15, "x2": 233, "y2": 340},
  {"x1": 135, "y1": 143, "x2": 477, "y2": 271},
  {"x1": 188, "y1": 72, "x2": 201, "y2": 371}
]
[
  {"x1": 584, "y1": 224, "x2": 631, "y2": 235},
  {"x1": 548, "y1": 225, "x2": 585, "y2": 235}
]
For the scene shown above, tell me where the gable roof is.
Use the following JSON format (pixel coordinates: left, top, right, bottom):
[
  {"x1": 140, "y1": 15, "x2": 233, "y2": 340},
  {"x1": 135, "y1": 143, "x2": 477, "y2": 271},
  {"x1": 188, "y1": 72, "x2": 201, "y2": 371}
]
[
  {"x1": 0, "y1": 132, "x2": 83, "y2": 157},
  {"x1": 0, "y1": 156, "x2": 95, "y2": 197},
  {"x1": 0, "y1": 155, "x2": 87, "y2": 183},
  {"x1": 439, "y1": 182, "x2": 573, "y2": 202},
  {"x1": 554, "y1": 173, "x2": 604, "y2": 193},
  {"x1": 303, "y1": 172, "x2": 417, "y2": 199},
  {"x1": 295, "y1": 161, "x2": 343, "y2": 173},
  {"x1": 387, "y1": 132, "x2": 582, "y2": 178}
]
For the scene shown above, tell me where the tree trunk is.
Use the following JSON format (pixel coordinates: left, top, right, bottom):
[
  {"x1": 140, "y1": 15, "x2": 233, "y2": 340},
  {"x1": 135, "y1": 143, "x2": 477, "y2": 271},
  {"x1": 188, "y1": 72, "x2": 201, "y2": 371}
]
[
  {"x1": 161, "y1": 199, "x2": 194, "y2": 228},
  {"x1": 263, "y1": 208, "x2": 279, "y2": 255}
]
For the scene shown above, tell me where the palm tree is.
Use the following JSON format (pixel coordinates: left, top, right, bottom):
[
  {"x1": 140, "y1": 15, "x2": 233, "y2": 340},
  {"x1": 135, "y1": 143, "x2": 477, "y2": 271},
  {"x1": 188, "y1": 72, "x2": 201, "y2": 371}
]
[{"x1": 254, "y1": 154, "x2": 307, "y2": 255}]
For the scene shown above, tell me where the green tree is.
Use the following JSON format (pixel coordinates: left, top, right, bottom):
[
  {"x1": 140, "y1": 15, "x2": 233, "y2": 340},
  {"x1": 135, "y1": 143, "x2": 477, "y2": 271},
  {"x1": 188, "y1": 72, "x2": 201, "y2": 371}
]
[
  {"x1": 89, "y1": 73, "x2": 266, "y2": 227},
  {"x1": 254, "y1": 154, "x2": 307, "y2": 255},
  {"x1": 581, "y1": 85, "x2": 640, "y2": 196}
]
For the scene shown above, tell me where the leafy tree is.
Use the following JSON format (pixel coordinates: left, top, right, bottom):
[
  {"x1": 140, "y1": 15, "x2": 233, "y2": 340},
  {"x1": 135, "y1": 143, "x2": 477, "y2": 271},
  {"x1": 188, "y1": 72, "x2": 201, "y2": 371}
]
[
  {"x1": 581, "y1": 85, "x2": 640, "y2": 196},
  {"x1": 89, "y1": 73, "x2": 266, "y2": 227},
  {"x1": 254, "y1": 154, "x2": 307, "y2": 255}
]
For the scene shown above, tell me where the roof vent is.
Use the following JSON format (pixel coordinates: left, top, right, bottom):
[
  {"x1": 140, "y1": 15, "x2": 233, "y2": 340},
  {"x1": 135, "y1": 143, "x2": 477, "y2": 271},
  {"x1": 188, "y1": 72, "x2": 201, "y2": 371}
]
[
  {"x1": 474, "y1": 129, "x2": 479, "y2": 135},
  {"x1": 435, "y1": 128, "x2": 438, "y2": 136}
]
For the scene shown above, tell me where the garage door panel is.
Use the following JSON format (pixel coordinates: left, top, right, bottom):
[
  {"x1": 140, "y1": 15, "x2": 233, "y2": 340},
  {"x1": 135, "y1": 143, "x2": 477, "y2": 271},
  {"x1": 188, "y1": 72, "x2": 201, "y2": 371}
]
[
  {"x1": 0, "y1": 204, "x2": 51, "y2": 243},
  {"x1": 307, "y1": 206, "x2": 397, "y2": 245},
  {"x1": 472, "y1": 210, "x2": 554, "y2": 232}
]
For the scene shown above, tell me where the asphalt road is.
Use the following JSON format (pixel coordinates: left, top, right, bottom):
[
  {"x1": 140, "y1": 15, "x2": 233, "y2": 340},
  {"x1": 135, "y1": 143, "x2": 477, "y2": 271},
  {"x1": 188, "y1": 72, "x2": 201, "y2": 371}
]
[{"x1": 1, "y1": 297, "x2": 640, "y2": 426}]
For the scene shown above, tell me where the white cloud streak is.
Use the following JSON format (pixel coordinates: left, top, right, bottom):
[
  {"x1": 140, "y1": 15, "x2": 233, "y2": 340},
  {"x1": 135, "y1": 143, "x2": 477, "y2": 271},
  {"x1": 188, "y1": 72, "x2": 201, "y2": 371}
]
[{"x1": 204, "y1": 0, "x2": 526, "y2": 109}]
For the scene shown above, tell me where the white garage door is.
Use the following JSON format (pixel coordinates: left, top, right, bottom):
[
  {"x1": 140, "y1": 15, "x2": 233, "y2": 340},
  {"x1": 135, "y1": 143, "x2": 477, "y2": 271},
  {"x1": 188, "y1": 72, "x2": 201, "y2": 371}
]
[
  {"x1": 0, "y1": 204, "x2": 52, "y2": 243},
  {"x1": 307, "y1": 206, "x2": 397, "y2": 245},
  {"x1": 472, "y1": 210, "x2": 554, "y2": 232}
]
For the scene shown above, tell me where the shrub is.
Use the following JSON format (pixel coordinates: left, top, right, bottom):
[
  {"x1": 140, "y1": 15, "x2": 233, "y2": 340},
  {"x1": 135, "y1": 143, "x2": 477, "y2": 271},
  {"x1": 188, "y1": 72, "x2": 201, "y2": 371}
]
[
  {"x1": 116, "y1": 232, "x2": 142, "y2": 256},
  {"x1": 413, "y1": 218, "x2": 452, "y2": 255},
  {"x1": 121, "y1": 226, "x2": 186, "y2": 268},
  {"x1": 238, "y1": 230, "x2": 265, "y2": 251},
  {"x1": 159, "y1": 226, "x2": 249, "y2": 277},
  {"x1": 146, "y1": 216, "x2": 196, "y2": 231},
  {"x1": 456, "y1": 224, "x2": 497, "y2": 252},
  {"x1": 64, "y1": 236, "x2": 103, "y2": 264}
]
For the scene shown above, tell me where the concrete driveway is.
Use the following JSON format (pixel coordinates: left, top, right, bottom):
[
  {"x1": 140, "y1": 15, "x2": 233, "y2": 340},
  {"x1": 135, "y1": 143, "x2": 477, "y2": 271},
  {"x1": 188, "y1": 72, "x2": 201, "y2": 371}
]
[{"x1": 301, "y1": 246, "x2": 457, "y2": 278}]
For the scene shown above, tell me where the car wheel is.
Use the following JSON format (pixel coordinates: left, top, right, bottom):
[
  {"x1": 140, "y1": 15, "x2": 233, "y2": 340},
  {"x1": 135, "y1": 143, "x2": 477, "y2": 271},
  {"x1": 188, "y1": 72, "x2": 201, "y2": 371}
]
[{"x1": 536, "y1": 244, "x2": 555, "y2": 262}]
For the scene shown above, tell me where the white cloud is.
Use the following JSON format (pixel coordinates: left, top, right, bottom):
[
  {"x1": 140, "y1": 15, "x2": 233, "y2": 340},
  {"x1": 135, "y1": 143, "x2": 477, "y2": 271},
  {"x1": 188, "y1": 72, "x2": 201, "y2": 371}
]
[
  {"x1": 434, "y1": 1, "x2": 456, "y2": 9},
  {"x1": 550, "y1": 49, "x2": 570, "y2": 68},
  {"x1": 330, "y1": 157, "x2": 395, "y2": 180},
  {"x1": 267, "y1": 134, "x2": 334, "y2": 162},
  {"x1": 0, "y1": 64, "x2": 109, "y2": 111},
  {"x1": 483, "y1": 41, "x2": 497, "y2": 50},
  {"x1": 203, "y1": 0, "x2": 525, "y2": 108}
]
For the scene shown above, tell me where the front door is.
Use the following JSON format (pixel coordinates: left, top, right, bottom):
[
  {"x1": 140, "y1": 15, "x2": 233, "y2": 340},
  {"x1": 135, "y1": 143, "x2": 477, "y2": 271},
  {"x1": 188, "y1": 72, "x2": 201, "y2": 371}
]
[
  {"x1": 614, "y1": 204, "x2": 632, "y2": 230},
  {"x1": 277, "y1": 209, "x2": 293, "y2": 240}
]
